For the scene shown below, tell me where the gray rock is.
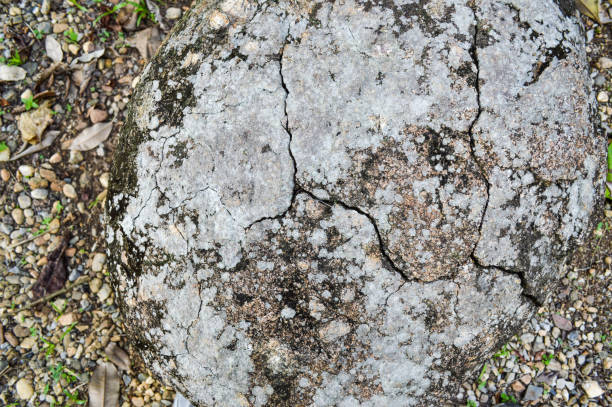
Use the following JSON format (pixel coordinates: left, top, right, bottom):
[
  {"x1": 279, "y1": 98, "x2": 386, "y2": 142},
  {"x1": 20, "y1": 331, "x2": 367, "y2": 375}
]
[
  {"x1": 31, "y1": 188, "x2": 48, "y2": 200},
  {"x1": 17, "y1": 194, "x2": 31, "y2": 209},
  {"x1": 108, "y1": 0, "x2": 602, "y2": 405},
  {"x1": 523, "y1": 385, "x2": 544, "y2": 402}
]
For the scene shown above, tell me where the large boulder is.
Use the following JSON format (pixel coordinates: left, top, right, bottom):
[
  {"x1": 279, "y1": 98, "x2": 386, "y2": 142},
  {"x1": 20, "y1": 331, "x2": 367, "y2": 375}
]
[{"x1": 107, "y1": 0, "x2": 604, "y2": 405}]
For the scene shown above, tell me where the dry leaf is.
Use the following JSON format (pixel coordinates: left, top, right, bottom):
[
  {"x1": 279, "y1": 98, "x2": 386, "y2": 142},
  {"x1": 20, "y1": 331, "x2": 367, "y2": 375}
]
[
  {"x1": 10, "y1": 130, "x2": 59, "y2": 161},
  {"x1": 70, "y1": 49, "x2": 105, "y2": 67},
  {"x1": 17, "y1": 101, "x2": 53, "y2": 144},
  {"x1": 89, "y1": 362, "x2": 120, "y2": 407},
  {"x1": 576, "y1": 0, "x2": 600, "y2": 22},
  {"x1": 104, "y1": 343, "x2": 130, "y2": 371},
  {"x1": 64, "y1": 122, "x2": 113, "y2": 151},
  {"x1": 145, "y1": 0, "x2": 166, "y2": 30},
  {"x1": 45, "y1": 35, "x2": 63, "y2": 63},
  {"x1": 127, "y1": 27, "x2": 161, "y2": 59},
  {"x1": 31, "y1": 233, "x2": 69, "y2": 299}
]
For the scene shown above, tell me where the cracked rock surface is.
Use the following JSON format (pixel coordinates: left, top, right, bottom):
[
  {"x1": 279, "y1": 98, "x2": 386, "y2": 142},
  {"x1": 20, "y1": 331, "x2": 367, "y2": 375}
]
[{"x1": 106, "y1": 0, "x2": 604, "y2": 405}]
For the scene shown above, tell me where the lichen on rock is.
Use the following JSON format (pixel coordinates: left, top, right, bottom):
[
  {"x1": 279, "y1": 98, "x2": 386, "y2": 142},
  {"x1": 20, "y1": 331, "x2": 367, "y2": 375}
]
[{"x1": 107, "y1": 0, "x2": 604, "y2": 405}]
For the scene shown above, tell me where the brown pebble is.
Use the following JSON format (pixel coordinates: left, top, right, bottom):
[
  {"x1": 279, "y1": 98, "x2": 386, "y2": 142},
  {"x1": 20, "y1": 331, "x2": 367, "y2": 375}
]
[
  {"x1": 0, "y1": 169, "x2": 10, "y2": 182},
  {"x1": 89, "y1": 108, "x2": 108, "y2": 123},
  {"x1": 511, "y1": 380, "x2": 525, "y2": 393},
  {"x1": 49, "y1": 152, "x2": 62, "y2": 164},
  {"x1": 39, "y1": 168, "x2": 57, "y2": 182},
  {"x1": 606, "y1": 257, "x2": 612, "y2": 265},
  {"x1": 5, "y1": 331, "x2": 18, "y2": 347}
]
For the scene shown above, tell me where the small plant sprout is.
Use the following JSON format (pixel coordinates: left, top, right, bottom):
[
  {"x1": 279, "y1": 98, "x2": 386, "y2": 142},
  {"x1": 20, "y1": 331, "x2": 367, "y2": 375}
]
[
  {"x1": 0, "y1": 141, "x2": 8, "y2": 152},
  {"x1": 494, "y1": 344, "x2": 510, "y2": 359},
  {"x1": 542, "y1": 353, "x2": 555, "y2": 366},
  {"x1": 22, "y1": 95, "x2": 39, "y2": 111},
  {"x1": 52, "y1": 300, "x2": 67, "y2": 319},
  {"x1": 60, "y1": 322, "x2": 78, "y2": 341},
  {"x1": 88, "y1": 195, "x2": 101, "y2": 209},
  {"x1": 64, "y1": 388, "x2": 86, "y2": 404},
  {"x1": 500, "y1": 393, "x2": 517, "y2": 403},
  {"x1": 41, "y1": 336, "x2": 56, "y2": 357},
  {"x1": 7, "y1": 49, "x2": 23, "y2": 66},
  {"x1": 99, "y1": 29, "x2": 111, "y2": 42},
  {"x1": 466, "y1": 400, "x2": 477, "y2": 407},
  {"x1": 68, "y1": 0, "x2": 89, "y2": 12},
  {"x1": 477, "y1": 363, "x2": 487, "y2": 390},
  {"x1": 64, "y1": 28, "x2": 80, "y2": 44}
]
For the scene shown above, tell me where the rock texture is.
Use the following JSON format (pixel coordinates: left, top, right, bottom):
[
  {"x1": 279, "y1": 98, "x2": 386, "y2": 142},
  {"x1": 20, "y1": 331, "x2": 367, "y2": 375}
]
[{"x1": 107, "y1": 0, "x2": 604, "y2": 405}]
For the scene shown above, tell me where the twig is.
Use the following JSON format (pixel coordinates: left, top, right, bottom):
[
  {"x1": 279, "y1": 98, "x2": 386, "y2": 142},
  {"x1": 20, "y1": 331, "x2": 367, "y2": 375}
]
[
  {"x1": 0, "y1": 365, "x2": 11, "y2": 378},
  {"x1": 5, "y1": 226, "x2": 60, "y2": 250},
  {"x1": 7, "y1": 276, "x2": 90, "y2": 314}
]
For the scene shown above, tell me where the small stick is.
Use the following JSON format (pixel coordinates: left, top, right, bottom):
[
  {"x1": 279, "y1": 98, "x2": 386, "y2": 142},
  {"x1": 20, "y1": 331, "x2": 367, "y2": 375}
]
[
  {"x1": 5, "y1": 226, "x2": 60, "y2": 250},
  {"x1": 7, "y1": 276, "x2": 90, "y2": 314}
]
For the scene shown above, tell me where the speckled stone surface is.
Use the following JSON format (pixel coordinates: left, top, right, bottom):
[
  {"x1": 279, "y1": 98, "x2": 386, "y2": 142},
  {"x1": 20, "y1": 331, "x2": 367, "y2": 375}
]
[{"x1": 106, "y1": 0, "x2": 604, "y2": 405}]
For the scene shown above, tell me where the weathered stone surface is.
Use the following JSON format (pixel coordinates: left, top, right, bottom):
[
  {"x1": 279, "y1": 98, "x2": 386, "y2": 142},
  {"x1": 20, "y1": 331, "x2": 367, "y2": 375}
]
[{"x1": 107, "y1": 0, "x2": 603, "y2": 405}]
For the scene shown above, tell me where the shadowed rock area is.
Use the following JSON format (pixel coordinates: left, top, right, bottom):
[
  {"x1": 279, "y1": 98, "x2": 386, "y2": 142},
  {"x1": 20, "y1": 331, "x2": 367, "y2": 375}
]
[{"x1": 106, "y1": 0, "x2": 604, "y2": 405}]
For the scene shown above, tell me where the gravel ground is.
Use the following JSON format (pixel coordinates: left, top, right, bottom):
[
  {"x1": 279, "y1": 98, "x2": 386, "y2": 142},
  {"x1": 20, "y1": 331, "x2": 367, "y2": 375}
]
[{"x1": 0, "y1": 0, "x2": 610, "y2": 406}]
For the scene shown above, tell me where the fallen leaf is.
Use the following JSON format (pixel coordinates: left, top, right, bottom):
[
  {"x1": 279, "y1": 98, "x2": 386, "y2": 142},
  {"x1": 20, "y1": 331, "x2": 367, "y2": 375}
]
[
  {"x1": 576, "y1": 0, "x2": 599, "y2": 22},
  {"x1": 69, "y1": 49, "x2": 105, "y2": 67},
  {"x1": 127, "y1": 27, "x2": 161, "y2": 59},
  {"x1": 89, "y1": 362, "x2": 120, "y2": 407},
  {"x1": 45, "y1": 35, "x2": 63, "y2": 63},
  {"x1": 145, "y1": 0, "x2": 166, "y2": 30},
  {"x1": 64, "y1": 122, "x2": 113, "y2": 151},
  {"x1": 31, "y1": 233, "x2": 69, "y2": 299},
  {"x1": 0, "y1": 65, "x2": 26, "y2": 82},
  {"x1": 104, "y1": 343, "x2": 130, "y2": 371},
  {"x1": 10, "y1": 131, "x2": 59, "y2": 161},
  {"x1": 17, "y1": 101, "x2": 54, "y2": 144}
]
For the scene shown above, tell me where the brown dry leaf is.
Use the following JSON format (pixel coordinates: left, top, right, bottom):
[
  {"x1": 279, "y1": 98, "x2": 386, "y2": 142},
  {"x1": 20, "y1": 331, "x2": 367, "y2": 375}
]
[
  {"x1": 576, "y1": 0, "x2": 600, "y2": 22},
  {"x1": 89, "y1": 362, "x2": 120, "y2": 407},
  {"x1": 17, "y1": 101, "x2": 53, "y2": 144},
  {"x1": 127, "y1": 27, "x2": 161, "y2": 59},
  {"x1": 64, "y1": 122, "x2": 113, "y2": 151},
  {"x1": 104, "y1": 343, "x2": 130, "y2": 371},
  {"x1": 31, "y1": 233, "x2": 69, "y2": 299}
]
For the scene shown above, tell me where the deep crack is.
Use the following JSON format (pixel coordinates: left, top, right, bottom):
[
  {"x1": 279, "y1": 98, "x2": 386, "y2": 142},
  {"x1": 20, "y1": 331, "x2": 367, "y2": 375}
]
[{"x1": 467, "y1": 4, "x2": 541, "y2": 307}]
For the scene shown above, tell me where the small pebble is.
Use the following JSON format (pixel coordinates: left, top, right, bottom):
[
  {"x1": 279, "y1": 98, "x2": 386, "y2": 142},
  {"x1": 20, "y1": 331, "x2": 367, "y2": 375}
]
[
  {"x1": 18, "y1": 165, "x2": 35, "y2": 177},
  {"x1": 599, "y1": 57, "x2": 612, "y2": 69},
  {"x1": 17, "y1": 194, "x2": 31, "y2": 209},
  {"x1": 16, "y1": 378, "x2": 34, "y2": 400},
  {"x1": 11, "y1": 208, "x2": 24, "y2": 224},
  {"x1": 90, "y1": 277, "x2": 103, "y2": 293},
  {"x1": 582, "y1": 380, "x2": 604, "y2": 399},
  {"x1": 98, "y1": 283, "x2": 112, "y2": 301},
  {"x1": 166, "y1": 7, "x2": 182, "y2": 19},
  {"x1": 92, "y1": 252, "x2": 107, "y2": 272},
  {"x1": 63, "y1": 183, "x2": 78, "y2": 199},
  {"x1": 31, "y1": 188, "x2": 49, "y2": 200}
]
